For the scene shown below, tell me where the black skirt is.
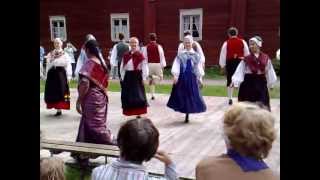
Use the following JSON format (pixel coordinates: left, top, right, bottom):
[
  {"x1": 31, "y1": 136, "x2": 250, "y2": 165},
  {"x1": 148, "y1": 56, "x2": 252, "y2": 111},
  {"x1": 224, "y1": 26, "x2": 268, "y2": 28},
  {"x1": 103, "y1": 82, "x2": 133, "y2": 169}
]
[
  {"x1": 121, "y1": 70, "x2": 148, "y2": 109},
  {"x1": 226, "y1": 59, "x2": 241, "y2": 86},
  {"x1": 44, "y1": 67, "x2": 70, "y2": 109},
  {"x1": 238, "y1": 74, "x2": 270, "y2": 110}
]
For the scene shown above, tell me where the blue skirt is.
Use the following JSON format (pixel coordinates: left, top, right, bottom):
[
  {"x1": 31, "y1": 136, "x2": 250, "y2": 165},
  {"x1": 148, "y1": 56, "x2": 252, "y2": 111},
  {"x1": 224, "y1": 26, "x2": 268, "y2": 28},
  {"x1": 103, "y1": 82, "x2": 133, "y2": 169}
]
[{"x1": 167, "y1": 70, "x2": 206, "y2": 114}]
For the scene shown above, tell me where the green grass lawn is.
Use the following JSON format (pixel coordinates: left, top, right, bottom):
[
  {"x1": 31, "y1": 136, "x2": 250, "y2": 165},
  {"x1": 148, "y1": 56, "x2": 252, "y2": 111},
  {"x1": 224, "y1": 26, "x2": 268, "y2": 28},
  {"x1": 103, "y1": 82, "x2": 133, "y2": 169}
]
[
  {"x1": 40, "y1": 80, "x2": 280, "y2": 98},
  {"x1": 65, "y1": 166, "x2": 91, "y2": 180}
]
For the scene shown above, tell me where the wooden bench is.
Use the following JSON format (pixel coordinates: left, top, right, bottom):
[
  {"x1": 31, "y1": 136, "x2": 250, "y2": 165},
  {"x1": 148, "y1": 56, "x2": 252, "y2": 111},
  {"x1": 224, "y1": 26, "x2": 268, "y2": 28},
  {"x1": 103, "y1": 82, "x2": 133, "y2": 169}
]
[{"x1": 41, "y1": 139, "x2": 195, "y2": 180}]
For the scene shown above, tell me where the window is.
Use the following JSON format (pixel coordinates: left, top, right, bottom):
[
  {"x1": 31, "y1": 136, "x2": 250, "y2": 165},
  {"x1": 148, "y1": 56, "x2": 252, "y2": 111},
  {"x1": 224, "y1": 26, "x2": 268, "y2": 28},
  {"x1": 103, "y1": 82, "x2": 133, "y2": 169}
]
[
  {"x1": 110, "y1": 13, "x2": 130, "y2": 42},
  {"x1": 49, "y1": 16, "x2": 67, "y2": 41},
  {"x1": 179, "y1": 9, "x2": 203, "y2": 41}
]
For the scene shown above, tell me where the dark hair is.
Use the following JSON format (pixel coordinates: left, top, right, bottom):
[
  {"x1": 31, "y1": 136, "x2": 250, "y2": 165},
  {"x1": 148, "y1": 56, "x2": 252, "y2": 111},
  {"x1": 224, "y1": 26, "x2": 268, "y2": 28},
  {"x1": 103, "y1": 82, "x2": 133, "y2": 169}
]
[
  {"x1": 184, "y1": 31, "x2": 191, "y2": 36},
  {"x1": 149, "y1": 33, "x2": 157, "y2": 41},
  {"x1": 119, "y1": 33, "x2": 125, "y2": 40},
  {"x1": 85, "y1": 40, "x2": 109, "y2": 73},
  {"x1": 228, "y1": 27, "x2": 238, "y2": 36},
  {"x1": 117, "y1": 118, "x2": 159, "y2": 163}
]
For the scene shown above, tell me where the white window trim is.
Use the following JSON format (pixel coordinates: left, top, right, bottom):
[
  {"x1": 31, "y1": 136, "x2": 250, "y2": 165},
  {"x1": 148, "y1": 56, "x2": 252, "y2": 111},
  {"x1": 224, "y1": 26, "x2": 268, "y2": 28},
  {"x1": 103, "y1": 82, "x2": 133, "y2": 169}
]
[
  {"x1": 179, "y1": 8, "x2": 203, "y2": 41},
  {"x1": 110, "y1": 13, "x2": 130, "y2": 42},
  {"x1": 49, "y1": 16, "x2": 67, "y2": 41}
]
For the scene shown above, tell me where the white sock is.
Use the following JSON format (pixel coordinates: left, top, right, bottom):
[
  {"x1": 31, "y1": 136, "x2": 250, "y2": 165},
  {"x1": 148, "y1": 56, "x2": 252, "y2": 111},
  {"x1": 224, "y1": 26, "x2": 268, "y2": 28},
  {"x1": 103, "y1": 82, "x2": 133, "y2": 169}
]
[
  {"x1": 150, "y1": 85, "x2": 155, "y2": 97},
  {"x1": 227, "y1": 87, "x2": 233, "y2": 100}
]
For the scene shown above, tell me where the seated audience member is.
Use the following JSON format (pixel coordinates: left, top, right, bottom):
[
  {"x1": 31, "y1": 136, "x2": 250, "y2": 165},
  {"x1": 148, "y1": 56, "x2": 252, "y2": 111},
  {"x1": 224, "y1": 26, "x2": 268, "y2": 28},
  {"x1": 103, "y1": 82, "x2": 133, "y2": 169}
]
[
  {"x1": 196, "y1": 102, "x2": 279, "y2": 180},
  {"x1": 40, "y1": 157, "x2": 65, "y2": 180},
  {"x1": 92, "y1": 118, "x2": 178, "y2": 180}
]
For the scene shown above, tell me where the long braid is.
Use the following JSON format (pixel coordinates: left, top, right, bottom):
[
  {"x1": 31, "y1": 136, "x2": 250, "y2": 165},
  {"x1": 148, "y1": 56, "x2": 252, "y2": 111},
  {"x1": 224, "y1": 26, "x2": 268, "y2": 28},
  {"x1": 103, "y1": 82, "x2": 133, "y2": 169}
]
[{"x1": 85, "y1": 40, "x2": 109, "y2": 74}]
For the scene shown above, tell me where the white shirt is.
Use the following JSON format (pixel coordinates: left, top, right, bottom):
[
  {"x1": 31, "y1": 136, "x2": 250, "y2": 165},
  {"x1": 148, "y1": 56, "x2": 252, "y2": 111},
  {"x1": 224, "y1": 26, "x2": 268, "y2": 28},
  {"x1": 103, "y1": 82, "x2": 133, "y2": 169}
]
[
  {"x1": 141, "y1": 43, "x2": 167, "y2": 68},
  {"x1": 218, "y1": 39, "x2": 250, "y2": 68}
]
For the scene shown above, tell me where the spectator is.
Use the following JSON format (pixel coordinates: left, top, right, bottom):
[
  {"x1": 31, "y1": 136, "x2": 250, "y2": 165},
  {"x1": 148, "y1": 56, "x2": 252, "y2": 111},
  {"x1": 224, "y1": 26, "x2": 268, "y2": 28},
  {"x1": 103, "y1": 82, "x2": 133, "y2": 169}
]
[
  {"x1": 196, "y1": 102, "x2": 279, "y2": 180},
  {"x1": 40, "y1": 157, "x2": 65, "y2": 180},
  {"x1": 92, "y1": 118, "x2": 178, "y2": 180},
  {"x1": 40, "y1": 44, "x2": 45, "y2": 79},
  {"x1": 64, "y1": 42, "x2": 77, "y2": 79}
]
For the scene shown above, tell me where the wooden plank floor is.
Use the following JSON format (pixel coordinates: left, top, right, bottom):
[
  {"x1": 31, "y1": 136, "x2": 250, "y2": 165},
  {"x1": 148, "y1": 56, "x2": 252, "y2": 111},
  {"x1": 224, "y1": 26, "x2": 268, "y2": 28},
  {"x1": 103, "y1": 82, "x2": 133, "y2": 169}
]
[{"x1": 40, "y1": 90, "x2": 280, "y2": 178}]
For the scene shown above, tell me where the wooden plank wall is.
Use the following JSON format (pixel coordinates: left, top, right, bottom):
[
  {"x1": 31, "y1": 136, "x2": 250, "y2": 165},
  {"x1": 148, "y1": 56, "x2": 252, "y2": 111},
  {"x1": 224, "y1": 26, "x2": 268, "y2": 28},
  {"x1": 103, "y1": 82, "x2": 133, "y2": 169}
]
[{"x1": 40, "y1": 0, "x2": 279, "y2": 65}]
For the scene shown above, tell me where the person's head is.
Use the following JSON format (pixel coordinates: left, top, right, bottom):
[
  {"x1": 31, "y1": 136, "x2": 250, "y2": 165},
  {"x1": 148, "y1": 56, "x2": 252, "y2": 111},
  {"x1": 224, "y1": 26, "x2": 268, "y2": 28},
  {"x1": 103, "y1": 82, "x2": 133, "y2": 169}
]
[
  {"x1": 85, "y1": 34, "x2": 96, "y2": 42},
  {"x1": 149, "y1": 33, "x2": 157, "y2": 41},
  {"x1": 53, "y1": 38, "x2": 63, "y2": 50},
  {"x1": 40, "y1": 157, "x2": 65, "y2": 180},
  {"x1": 249, "y1": 36, "x2": 263, "y2": 53},
  {"x1": 227, "y1": 27, "x2": 238, "y2": 37},
  {"x1": 183, "y1": 35, "x2": 194, "y2": 50},
  {"x1": 223, "y1": 102, "x2": 276, "y2": 160},
  {"x1": 118, "y1": 33, "x2": 125, "y2": 41},
  {"x1": 183, "y1": 30, "x2": 191, "y2": 37},
  {"x1": 129, "y1": 37, "x2": 139, "y2": 51},
  {"x1": 84, "y1": 39, "x2": 100, "y2": 58},
  {"x1": 117, "y1": 118, "x2": 159, "y2": 163}
]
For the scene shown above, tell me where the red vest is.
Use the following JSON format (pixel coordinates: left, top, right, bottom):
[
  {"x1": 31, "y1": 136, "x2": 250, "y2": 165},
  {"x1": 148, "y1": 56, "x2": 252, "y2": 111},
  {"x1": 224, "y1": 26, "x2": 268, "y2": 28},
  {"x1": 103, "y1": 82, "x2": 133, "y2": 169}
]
[
  {"x1": 146, "y1": 42, "x2": 160, "y2": 63},
  {"x1": 226, "y1": 37, "x2": 244, "y2": 60}
]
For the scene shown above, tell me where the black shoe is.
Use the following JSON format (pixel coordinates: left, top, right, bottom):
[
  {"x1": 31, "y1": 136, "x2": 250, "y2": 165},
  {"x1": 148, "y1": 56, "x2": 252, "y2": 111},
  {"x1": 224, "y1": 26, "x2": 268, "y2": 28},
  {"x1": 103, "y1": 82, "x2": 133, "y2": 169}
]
[
  {"x1": 228, "y1": 99, "x2": 233, "y2": 105},
  {"x1": 185, "y1": 114, "x2": 189, "y2": 123},
  {"x1": 54, "y1": 111, "x2": 62, "y2": 116},
  {"x1": 151, "y1": 96, "x2": 155, "y2": 100}
]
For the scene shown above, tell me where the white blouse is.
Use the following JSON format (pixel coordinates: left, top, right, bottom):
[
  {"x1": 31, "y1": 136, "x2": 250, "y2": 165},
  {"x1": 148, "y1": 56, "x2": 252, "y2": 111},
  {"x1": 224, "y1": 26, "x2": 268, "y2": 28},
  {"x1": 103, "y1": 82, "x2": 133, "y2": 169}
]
[
  {"x1": 171, "y1": 49, "x2": 204, "y2": 81},
  {"x1": 120, "y1": 52, "x2": 149, "y2": 81},
  {"x1": 177, "y1": 41, "x2": 205, "y2": 65},
  {"x1": 231, "y1": 53, "x2": 277, "y2": 88},
  {"x1": 45, "y1": 50, "x2": 72, "y2": 80}
]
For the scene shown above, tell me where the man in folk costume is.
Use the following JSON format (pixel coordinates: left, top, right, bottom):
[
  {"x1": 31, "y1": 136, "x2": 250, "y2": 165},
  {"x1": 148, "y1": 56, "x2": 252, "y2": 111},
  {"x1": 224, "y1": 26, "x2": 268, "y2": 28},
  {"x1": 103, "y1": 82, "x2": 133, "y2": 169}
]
[
  {"x1": 110, "y1": 33, "x2": 130, "y2": 80},
  {"x1": 120, "y1": 37, "x2": 149, "y2": 118},
  {"x1": 178, "y1": 31, "x2": 205, "y2": 68},
  {"x1": 44, "y1": 38, "x2": 72, "y2": 116},
  {"x1": 142, "y1": 33, "x2": 166, "y2": 100},
  {"x1": 231, "y1": 36, "x2": 277, "y2": 111},
  {"x1": 219, "y1": 27, "x2": 250, "y2": 105}
]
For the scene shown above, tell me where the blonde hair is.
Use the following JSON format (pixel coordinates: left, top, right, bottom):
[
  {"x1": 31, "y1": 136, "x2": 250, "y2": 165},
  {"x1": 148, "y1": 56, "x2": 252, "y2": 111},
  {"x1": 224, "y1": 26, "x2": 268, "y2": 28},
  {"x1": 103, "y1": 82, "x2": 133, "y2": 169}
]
[
  {"x1": 40, "y1": 157, "x2": 65, "y2": 180},
  {"x1": 223, "y1": 102, "x2": 276, "y2": 159},
  {"x1": 129, "y1": 37, "x2": 139, "y2": 44}
]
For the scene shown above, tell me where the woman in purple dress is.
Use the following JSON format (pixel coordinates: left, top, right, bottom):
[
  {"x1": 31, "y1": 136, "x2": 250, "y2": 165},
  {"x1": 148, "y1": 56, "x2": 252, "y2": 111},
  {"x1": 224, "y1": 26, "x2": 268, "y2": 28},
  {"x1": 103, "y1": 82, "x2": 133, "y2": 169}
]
[{"x1": 73, "y1": 40, "x2": 114, "y2": 163}]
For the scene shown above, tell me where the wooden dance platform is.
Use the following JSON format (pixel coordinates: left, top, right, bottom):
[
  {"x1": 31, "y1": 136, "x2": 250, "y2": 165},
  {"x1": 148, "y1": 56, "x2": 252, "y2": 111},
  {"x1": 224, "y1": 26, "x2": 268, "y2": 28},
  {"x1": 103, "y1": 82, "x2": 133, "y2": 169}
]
[{"x1": 40, "y1": 90, "x2": 280, "y2": 178}]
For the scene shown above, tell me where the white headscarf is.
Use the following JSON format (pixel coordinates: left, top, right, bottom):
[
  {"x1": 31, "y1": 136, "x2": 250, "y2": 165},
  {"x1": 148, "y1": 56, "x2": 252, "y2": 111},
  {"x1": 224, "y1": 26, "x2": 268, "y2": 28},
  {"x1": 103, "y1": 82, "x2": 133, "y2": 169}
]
[
  {"x1": 249, "y1": 36, "x2": 262, "y2": 47},
  {"x1": 184, "y1": 35, "x2": 194, "y2": 44}
]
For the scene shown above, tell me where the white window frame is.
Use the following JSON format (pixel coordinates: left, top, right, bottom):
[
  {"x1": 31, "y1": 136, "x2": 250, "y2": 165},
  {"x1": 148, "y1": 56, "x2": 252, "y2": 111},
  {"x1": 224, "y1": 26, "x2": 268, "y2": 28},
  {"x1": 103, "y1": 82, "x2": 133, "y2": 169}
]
[
  {"x1": 179, "y1": 8, "x2": 203, "y2": 41},
  {"x1": 49, "y1": 16, "x2": 67, "y2": 41},
  {"x1": 110, "y1": 13, "x2": 130, "y2": 42}
]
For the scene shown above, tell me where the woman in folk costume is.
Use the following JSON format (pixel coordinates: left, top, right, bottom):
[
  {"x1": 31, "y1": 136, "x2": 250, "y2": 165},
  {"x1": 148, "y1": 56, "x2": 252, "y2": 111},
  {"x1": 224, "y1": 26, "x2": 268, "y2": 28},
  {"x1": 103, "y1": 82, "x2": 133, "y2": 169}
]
[
  {"x1": 167, "y1": 35, "x2": 206, "y2": 123},
  {"x1": 120, "y1": 37, "x2": 149, "y2": 118},
  {"x1": 44, "y1": 38, "x2": 72, "y2": 116},
  {"x1": 73, "y1": 40, "x2": 115, "y2": 163},
  {"x1": 231, "y1": 36, "x2": 277, "y2": 111}
]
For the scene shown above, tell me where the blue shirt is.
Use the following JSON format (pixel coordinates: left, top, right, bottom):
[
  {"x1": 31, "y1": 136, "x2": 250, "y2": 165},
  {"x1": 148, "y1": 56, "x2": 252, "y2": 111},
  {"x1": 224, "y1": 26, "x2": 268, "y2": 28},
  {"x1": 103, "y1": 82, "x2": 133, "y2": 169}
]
[{"x1": 40, "y1": 46, "x2": 45, "y2": 62}]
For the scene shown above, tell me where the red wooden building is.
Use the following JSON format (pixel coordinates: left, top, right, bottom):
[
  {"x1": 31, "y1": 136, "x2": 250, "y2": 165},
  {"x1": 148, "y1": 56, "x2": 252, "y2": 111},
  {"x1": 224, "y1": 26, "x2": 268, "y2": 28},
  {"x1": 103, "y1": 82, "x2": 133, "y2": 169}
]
[{"x1": 40, "y1": 0, "x2": 280, "y2": 66}]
